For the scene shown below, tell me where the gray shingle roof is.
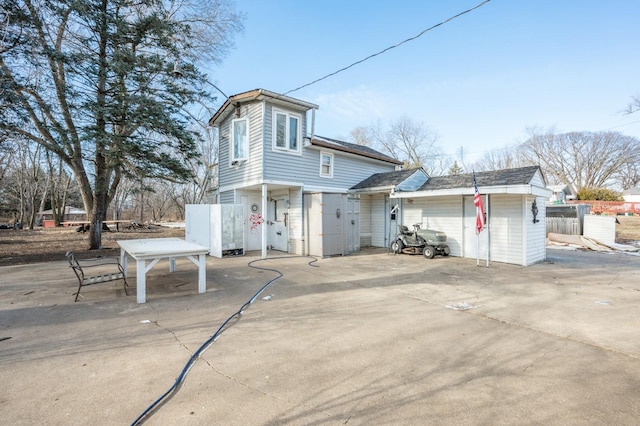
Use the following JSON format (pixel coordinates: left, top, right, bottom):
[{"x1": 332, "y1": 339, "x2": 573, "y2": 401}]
[
  {"x1": 418, "y1": 166, "x2": 542, "y2": 191},
  {"x1": 311, "y1": 136, "x2": 402, "y2": 165},
  {"x1": 350, "y1": 165, "x2": 543, "y2": 192},
  {"x1": 350, "y1": 169, "x2": 420, "y2": 190}
]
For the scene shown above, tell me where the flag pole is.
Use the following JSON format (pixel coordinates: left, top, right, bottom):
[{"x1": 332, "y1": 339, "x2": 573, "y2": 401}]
[
  {"x1": 473, "y1": 171, "x2": 485, "y2": 267},
  {"x1": 485, "y1": 194, "x2": 490, "y2": 268},
  {"x1": 476, "y1": 231, "x2": 480, "y2": 266}
]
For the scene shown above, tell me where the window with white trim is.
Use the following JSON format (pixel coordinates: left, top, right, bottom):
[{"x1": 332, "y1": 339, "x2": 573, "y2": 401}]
[
  {"x1": 231, "y1": 117, "x2": 248, "y2": 163},
  {"x1": 319, "y1": 151, "x2": 334, "y2": 178},
  {"x1": 273, "y1": 109, "x2": 301, "y2": 154}
]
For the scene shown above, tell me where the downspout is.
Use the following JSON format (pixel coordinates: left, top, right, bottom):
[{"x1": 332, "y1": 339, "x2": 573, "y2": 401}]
[{"x1": 310, "y1": 107, "x2": 316, "y2": 140}]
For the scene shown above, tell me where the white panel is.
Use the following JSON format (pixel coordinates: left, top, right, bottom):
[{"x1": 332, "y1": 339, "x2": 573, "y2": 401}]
[
  {"x1": 185, "y1": 204, "x2": 244, "y2": 258},
  {"x1": 489, "y1": 194, "x2": 523, "y2": 264},
  {"x1": 402, "y1": 196, "x2": 463, "y2": 257},
  {"x1": 185, "y1": 204, "x2": 212, "y2": 249},
  {"x1": 584, "y1": 215, "x2": 616, "y2": 245},
  {"x1": 359, "y1": 195, "x2": 372, "y2": 247},
  {"x1": 371, "y1": 194, "x2": 387, "y2": 247},
  {"x1": 526, "y1": 196, "x2": 547, "y2": 265},
  {"x1": 463, "y1": 196, "x2": 489, "y2": 260}
]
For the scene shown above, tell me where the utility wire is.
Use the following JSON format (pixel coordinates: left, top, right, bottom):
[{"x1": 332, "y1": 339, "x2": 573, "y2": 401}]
[{"x1": 284, "y1": 0, "x2": 492, "y2": 95}]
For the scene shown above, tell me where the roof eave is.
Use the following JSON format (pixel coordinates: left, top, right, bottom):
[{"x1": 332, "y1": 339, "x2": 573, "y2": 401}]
[
  {"x1": 310, "y1": 138, "x2": 403, "y2": 165},
  {"x1": 209, "y1": 89, "x2": 319, "y2": 127},
  {"x1": 391, "y1": 184, "x2": 553, "y2": 199}
]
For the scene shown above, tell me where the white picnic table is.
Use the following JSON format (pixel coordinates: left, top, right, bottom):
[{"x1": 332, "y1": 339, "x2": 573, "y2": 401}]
[{"x1": 117, "y1": 238, "x2": 210, "y2": 303}]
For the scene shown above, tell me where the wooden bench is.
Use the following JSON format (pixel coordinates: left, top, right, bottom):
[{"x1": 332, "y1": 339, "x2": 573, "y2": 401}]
[{"x1": 65, "y1": 251, "x2": 129, "y2": 302}]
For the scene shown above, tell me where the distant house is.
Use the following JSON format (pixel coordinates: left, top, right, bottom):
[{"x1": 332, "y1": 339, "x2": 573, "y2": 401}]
[
  {"x1": 37, "y1": 206, "x2": 87, "y2": 227},
  {"x1": 547, "y1": 184, "x2": 574, "y2": 204},
  {"x1": 622, "y1": 187, "x2": 640, "y2": 203},
  {"x1": 208, "y1": 89, "x2": 553, "y2": 266}
]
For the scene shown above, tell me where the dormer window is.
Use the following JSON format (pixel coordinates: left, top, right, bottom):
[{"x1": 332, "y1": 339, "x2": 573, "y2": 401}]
[
  {"x1": 273, "y1": 109, "x2": 301, "y2": 154},
  {"x1": 231, "y1": 117, "x2": 248, "y2": 164}
]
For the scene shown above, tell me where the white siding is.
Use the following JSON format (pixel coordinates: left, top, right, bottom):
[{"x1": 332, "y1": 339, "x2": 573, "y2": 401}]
[
  {"x1": 526, "y1": 196, "x2": 547, "y2": 265},
  {"x1": 218, "y1": 101, "x2": 264, "y2": 190},
  {"x1": 489, "y1": 194, "x2": 524, "y2": 265},
  {"x1": 359, "y1": 195, "x2": 372, "y2": 247},
  {"x1": 531, "y1": 169, "x2": 546, "y2": 188},
  {"x1": 263, "y1": 103, "x2": 395, "y2": 190},
  {"x1": 371, "y1": 194, "x2": 387, "y2": 247},
  {"x1": 289, "y1": 187, "x2": 304, "y2": 255},
  {"x1": 219, "y1": 190, "x2": 234, "y2": 204},
  {"x1": 403, "y1": 197, "x2": 464, "y2": 257}
]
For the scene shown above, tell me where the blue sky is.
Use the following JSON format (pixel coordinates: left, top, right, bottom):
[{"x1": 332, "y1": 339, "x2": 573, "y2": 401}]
[{"x1": 206, "y1": 0, "x2": 640, "y2": 163}]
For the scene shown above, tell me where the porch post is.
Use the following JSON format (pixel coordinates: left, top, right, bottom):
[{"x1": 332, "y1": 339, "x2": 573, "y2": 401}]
[{"x1": 262, "y1": 183, "x2": 268, "y2": 259}]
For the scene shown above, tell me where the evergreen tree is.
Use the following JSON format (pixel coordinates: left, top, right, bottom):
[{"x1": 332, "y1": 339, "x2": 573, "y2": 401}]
[{"x1": 0, "y1": 0, "x2": 243, "y2": 248}]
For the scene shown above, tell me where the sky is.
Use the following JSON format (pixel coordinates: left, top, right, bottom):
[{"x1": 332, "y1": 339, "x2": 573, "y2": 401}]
[{"x1": 205, "y1": 0, "x2": 640, "y2": 164}]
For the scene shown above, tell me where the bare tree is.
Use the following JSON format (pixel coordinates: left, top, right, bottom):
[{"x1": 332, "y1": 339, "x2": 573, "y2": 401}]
[
  {"x1": 624, "y1": 95, "x2": 640, "y2": 115},
  {"x1": 5, "y1": 140, "x2": 47, "y2": 228},
  {"x1": 350, "y1": 126, "x2": 372, "y2": 146},
  {"x1": 520, "y1": 128, "x2": 640, "y2": 193},
  {"x1": 471, "y1": 145, "x2": 531, "y2": 172},
  {"x1": 360, "y1": 116, "x2": 442, "y2": 172},
  {"x1": 617, "y1": 161, "x2": 640, "y2": 190}
]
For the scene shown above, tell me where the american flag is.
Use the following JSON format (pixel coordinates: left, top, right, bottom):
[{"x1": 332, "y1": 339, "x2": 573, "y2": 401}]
[{"x1": 473, "y1": 172, "x2": 485, "y2": 234}]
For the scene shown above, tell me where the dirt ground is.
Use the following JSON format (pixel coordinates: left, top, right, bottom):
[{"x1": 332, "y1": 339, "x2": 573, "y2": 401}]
[
  {"x1": 616, "y1": 215, "x2": 640, "y2": 244},
  {"x1": 0, "y1": 224, "x2": 185, "y2": 266},
  {"x1": 0, "y1": 216, "x2": 639, "y2": 267}
]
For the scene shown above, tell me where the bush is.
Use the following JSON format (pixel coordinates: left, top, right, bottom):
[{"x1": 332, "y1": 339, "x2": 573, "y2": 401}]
[{"x1": 576, "y1": 187, "x2": 623, "y2": 201}]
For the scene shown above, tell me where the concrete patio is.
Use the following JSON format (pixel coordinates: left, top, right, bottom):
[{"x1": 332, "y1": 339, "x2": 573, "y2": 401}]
[{"x1": 1, "y1": 248, "x2": 639, "y2": 425}]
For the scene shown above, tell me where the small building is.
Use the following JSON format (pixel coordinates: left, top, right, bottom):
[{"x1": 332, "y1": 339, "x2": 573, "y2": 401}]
[
  {"x1": 351, "y1": 166, "x2": 552, "y2": 266},
  {"x1": 622, "y1": 187, "x2": 640, "y2": 203},
  {"x1": 547, "y1": 183, "x2": 574, "y2": 204},
  {"x1": 37, "y1": 206, "x2": 87, "y2": 227}
]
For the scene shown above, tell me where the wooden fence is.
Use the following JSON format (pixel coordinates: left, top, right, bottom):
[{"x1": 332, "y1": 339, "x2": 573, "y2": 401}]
[{"x1": 546, "y1": 217, "x2": 580, "y2": 235}]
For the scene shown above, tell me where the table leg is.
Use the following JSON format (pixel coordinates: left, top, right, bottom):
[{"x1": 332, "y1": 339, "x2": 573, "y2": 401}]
[
  {"x1": 198, "y1": 254, "x2": 206, "y2": 293},
  {"x1": 120, "y1": 248, "x2": 128, "y2": 278},
  {"x1": 169, "y1": 257, "x2": 176, "y2": 273},
  {"x1": 136, "y1": 259, "x2": 146, "y2": 303}
]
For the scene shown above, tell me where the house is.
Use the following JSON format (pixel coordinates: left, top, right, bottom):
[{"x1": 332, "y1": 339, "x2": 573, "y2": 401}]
[
  {"x1": 350, "y1": 166, "x2": 552, "y2": 266},
  {"x1": 37, "y1": 206, "x2": 87, "y2": 227},
  {"x1": 547, "y1": 183, "x2": 574, "y2": 204},
  {"x1": 622, "y1": 186, "x2": 640, "y2": 203},
  {"x1": 208, "y1": 89, "x2": 402, "y2": 258},
  {"x1": 209, "y1": 89, "x2": 552, "y2": 266}
]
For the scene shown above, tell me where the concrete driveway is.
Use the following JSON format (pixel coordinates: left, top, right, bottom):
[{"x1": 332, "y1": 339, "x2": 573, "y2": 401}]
[{"x1": 1, "y1": 248, "x2": 639, "y2": 425}]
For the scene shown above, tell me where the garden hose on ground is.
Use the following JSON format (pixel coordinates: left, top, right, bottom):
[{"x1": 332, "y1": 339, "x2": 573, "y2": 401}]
[{"x1": 130, "y1": 255, "x2": 318, "y2": 425}]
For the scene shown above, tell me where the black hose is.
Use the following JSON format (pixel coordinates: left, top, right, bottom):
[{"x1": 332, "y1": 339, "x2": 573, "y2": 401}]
[{"x1": 130, "y1": 255, "x2": 318, "y2": 425}]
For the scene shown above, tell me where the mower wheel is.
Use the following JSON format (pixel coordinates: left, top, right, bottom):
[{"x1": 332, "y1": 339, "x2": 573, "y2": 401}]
[
  {"x1": 391, "y1": 239, "x2": 404, "y2": 254},
  {"x1": 423, "y1": 245, "x2": 435, "y2": 259},
  {"x1": 443, "y1": 246, "x2": 450, "y2": 256}
]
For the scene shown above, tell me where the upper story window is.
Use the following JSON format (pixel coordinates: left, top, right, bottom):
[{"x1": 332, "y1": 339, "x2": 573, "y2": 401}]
[
  {"x1": 231, "y1": 117, "x2": 248, "y2": 164},
  {"x1": 319, "y1": 151, "x2": 334, "y2": 178},
  {"x1": 273, "y1": 109, "x2": 301, "y2": 154}
]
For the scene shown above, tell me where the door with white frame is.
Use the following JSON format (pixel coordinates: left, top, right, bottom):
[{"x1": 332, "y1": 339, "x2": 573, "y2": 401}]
[
  {"x1": 463, "y1": 195, "x2": 488, "y2": 260},
  {"x1": 269, "y1": 193, "x2": 289, "y2": 252},
  {"x1": 242, "y1": 195, "x2": 263, "y2": 251}
]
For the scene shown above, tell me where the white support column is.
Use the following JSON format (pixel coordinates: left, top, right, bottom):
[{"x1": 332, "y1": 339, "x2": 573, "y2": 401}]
[{"x1": 262, "y1": 183, "x2": 268, "y2": 259}]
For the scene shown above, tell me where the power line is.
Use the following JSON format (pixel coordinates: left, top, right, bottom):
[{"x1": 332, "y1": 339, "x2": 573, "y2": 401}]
[{"x1": 284, "y1": 0, "x2": 492, "y2": 95}]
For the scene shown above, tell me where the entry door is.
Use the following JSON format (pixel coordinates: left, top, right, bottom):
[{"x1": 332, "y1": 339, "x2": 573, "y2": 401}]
[
  {"x1": 269, "y1": 194, "x2": 289, "y2": 252},
  {"x1": 347, "y1": 197, "x2": 360, "y2": 253},
  {"x1": 243, "y1": 195, "x2": 263, "y2": 251},
  {"x1": 463, "y1": 195, "x2": 488, "y2": 260}
]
